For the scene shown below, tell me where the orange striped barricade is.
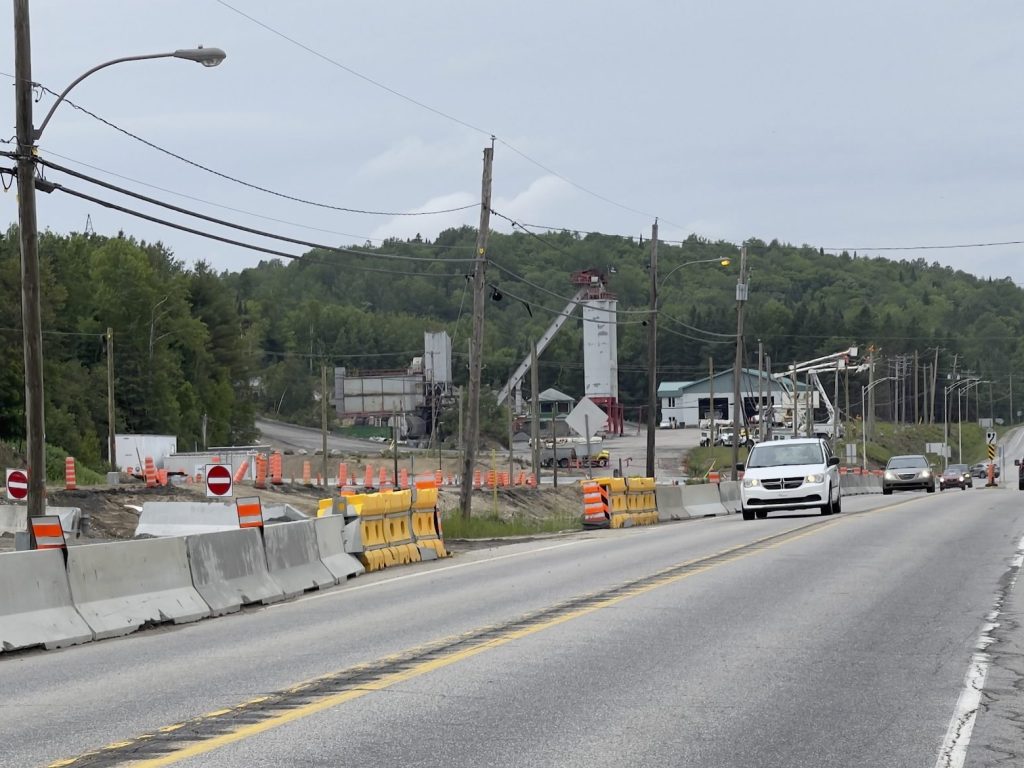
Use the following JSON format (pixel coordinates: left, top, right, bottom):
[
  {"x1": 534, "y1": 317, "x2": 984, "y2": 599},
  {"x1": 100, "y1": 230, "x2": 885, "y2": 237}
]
[
  {"x1": 398, "y1": 468, "x2": 409, "y2": 489},
  {"x1": 363, "y1": 464, "x2": 374, "y2": 489},
  {"x1": 707, "y1": 470, "x2": 721, "y2": 484},
  {"x1": 235, "y1": 496, "x2": 264, "y2": 529},
  {"x1": 233, "y1": 460, "x2": 250, "y2": 484},
  {"x1": 625, "y1": 476, "x2": 658, "y2": 526},
  {"x1": 382, "y1": 489, "x2": 418, "y2": 565},
  {"x1": 411, "y1": 481, "x2": 447, "y2": 559},
  {"x1": 254, "y1": 454, "x2": 268, "y2": 489},
  {"x1": 581, "y1": 480, "x2": 611, "y2": 529},
  {"x1": 337, "y1": 462, "x2": 348, "y2": 488},
  {"x1": 302, "y1": 461, "x2": 312, "y2": 485},
  {"x1": 144, "y1": 457, "x2": 158, "y2": 488},
  {"x1": 64, "y1": 457, "x2": 77, "y2": 490},
  {"x1": 473, "y1": 469, "x2": 482, "y2": 488},
  {"x1": 31, "y1": 515, "x2": 67, "y2": 551},
  {"x1": 434, "y1": 469, "x2": 443, "y2": 486}
]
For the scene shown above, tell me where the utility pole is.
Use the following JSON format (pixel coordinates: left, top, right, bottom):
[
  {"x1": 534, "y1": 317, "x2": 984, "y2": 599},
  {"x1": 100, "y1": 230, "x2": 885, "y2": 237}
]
[
  {"x1": 913, "y1": 350, "x2": 919, "y2": 424},
  {"x1": 106, "y1": 327, "x2": 116, "y2": 468},
  {"x1": 530, "y1": 342, "x2": 540, "y2": 484},
  {"x1": 321, "y1": 363, "x2": 329, "y2": 486},
  {"x1": 791, "y1": 363, "x2": 798, "y2": 438},
  {"x1": 14, "y1": 0, "x2": 45, "y2": 540},
  {"x1": 645, "y1": 220, "x2": 658, "y2": 478},
  {"x1": 458, "y1": 144, "x2": 493, "y2": 519},
  {"x1": 866, "y1": 350, "x2": 874, "y2": 441},
  {"x1": 730, "y1": 245, "x2": 748, "y2": 479},
  {"x1": 931, "y1": 347, "x2": 940, "y2": 423},
  {"x1": 708, "y1": 358, "x2": 715, "y2": 446},
  {"x1": 757, "y1": 341, "x2": 765, "y2": 443}
]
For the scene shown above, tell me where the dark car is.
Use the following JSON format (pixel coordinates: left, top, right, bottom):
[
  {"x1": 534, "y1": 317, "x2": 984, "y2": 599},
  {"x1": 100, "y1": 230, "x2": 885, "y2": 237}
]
[
  {"x1": 882, "y1": 454, "x2": 936, "y2": 495},
  {"x1": 939, "y1": 463, "x2": 972, "y2": 491}
]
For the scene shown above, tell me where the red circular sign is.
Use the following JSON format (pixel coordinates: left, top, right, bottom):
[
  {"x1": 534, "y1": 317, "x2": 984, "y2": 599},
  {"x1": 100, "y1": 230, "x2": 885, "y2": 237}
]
[
  {"x1": 206, "y1": 464, "x2": 232, "y2": 496},
  {"x1": 6, "y1": 469, "x2": 29, "y2": 500}
]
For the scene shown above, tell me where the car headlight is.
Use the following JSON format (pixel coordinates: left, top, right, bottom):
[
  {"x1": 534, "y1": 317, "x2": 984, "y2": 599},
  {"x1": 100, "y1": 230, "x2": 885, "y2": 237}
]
[
  {"x1": 921, "y1": 470, "x2": 932, "y2": 478},
  {"x1": 805, "y1": 473, "x2": 824, "y2": 484},
  {"x1": 742, "y1": 478, "x2": 760, "y2": 488},
  {"x1": 884, "y1": 471, "x2": 896, "y2": 480}
]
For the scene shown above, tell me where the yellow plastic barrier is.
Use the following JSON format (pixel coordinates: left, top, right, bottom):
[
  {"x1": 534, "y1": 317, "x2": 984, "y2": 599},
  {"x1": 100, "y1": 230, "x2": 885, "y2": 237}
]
[
  {"x1": 584, "y1": 477, "x2": 659, "y2": 528},
  {"x1": 411, "y1": 481, "x2": 448, "y2": 558}
]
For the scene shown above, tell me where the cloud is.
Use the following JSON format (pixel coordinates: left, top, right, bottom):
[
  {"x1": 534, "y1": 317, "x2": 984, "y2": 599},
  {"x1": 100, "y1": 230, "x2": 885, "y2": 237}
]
[
  {"x1": 367, "y1": 191, "x2": 478, "y2": 242},
  {"x1": 356, "y1": 135, "x2": 480, "y2": 179}
]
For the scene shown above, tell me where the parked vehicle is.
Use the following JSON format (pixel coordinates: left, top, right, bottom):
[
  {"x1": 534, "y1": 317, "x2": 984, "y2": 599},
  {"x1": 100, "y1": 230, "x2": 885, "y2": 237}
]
[
  {"x1": 583, "y1": 449, "x2": 610, "y2": 468},
  {"x1": 539, "y1": 447, "x2": 577, "y2": 468},
  {"x1": 882, "y1": 455, "x2": 935, "y2": 494},
  {"x1": 735, "y1": 437, "x2": 841, "y2": 520},
  {"x1": 939, "y1": 464, "x2": 972, "y2": 491},
  {"x1": 969, "y1": 462, "x2": 1000, "y2": 480},
  {"x1": 1014, "y1": 459, "x2": 1024, "y2": 490}
]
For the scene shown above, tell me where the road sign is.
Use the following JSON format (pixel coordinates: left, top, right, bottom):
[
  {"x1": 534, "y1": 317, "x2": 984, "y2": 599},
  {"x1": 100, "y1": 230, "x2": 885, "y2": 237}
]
[
  {"x1": 986, "y1": 430, "x2": 997, "y2": 445},
  {"x1": 206, "y1": 464, "x2": 233, "y2": 498},
  {"x1": 565, "y1": 397, "x2": 608, "y2": 442},
  {"x1": 5, "y1": 468, "x2": 28, "y2": 501},
  {"x1": 987, "y1": 444, "x2": 997, "y2": 461}
]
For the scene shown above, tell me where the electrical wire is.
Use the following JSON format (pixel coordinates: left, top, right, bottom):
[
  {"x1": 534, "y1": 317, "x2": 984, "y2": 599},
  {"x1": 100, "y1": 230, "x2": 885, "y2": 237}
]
[
  {"x1": 49, "y1": 183, "x2": 466, "y2": 278},
  {"x1": 210, "y1": 0, "x2": 682, "y2": 229},
  {"x1": 38, "y1": 158, "x2": 476, "y2": 263},
  {"x1": 39, "y1": 149, "x2": 475, "y2": 251},
  {"x1": 493, "y1": 283, "x2": 646, "y2": 327},
  {"x1": 37, "y1": 85, "x2": 479, "y2": 218}
]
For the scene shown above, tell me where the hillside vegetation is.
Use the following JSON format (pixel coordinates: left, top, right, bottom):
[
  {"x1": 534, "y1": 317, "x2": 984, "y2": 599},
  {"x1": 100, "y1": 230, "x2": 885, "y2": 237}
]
[{"x1": 1, "y1": 224, "x2": 1021, "y2": 473}]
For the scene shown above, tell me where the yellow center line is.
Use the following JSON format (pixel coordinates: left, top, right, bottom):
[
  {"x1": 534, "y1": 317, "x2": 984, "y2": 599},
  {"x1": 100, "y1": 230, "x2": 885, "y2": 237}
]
[
  {"x1": 56, "y1": 498, "x2": 928, "y2": 768},
  {"x1": 119, "y1": 521, "x2": 851, "y2": 767}
]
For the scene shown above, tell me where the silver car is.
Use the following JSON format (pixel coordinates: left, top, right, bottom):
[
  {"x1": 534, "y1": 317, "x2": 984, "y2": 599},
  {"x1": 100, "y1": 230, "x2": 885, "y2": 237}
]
[{"x1": 882, "y1": 454, "x2": 936, "y2": 495}]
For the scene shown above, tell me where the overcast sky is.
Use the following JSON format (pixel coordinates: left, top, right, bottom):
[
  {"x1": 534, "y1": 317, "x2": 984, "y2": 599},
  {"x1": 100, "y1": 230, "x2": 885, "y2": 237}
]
[{"x1": 3, "y1": 1, "x2": 1023, "y2": 283}]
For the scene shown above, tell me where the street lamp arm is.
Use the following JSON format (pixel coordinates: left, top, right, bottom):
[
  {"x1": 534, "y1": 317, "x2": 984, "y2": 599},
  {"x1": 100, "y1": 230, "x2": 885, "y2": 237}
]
[
  {"x1": 657, "y1": 256, "x2": 732, "y2": 293},
  {"x1": 33, "y1": 47, "x2": 226, "y2": 140}
]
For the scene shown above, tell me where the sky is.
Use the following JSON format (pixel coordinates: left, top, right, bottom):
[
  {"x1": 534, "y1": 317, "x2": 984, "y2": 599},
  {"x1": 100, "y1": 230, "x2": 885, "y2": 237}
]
[{"x1": 2, "y1": 0, "x2": 1023, "y2": 283}]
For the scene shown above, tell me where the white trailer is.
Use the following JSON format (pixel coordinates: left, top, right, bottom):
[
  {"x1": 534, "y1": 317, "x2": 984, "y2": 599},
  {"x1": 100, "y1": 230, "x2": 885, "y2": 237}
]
[{"x1": 115, "y1": 434, "x2": 178, "y2": 473}]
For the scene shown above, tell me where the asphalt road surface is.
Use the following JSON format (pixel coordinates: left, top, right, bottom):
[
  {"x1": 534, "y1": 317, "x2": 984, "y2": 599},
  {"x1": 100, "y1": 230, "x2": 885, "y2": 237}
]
[{"x1": 4, "y1": 488, "x2": 1023, "y2": 768}]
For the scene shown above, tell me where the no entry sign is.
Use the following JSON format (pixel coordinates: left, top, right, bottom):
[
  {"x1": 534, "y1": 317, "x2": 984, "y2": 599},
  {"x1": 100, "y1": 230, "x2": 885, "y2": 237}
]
[
  {"x1": 205, "y1": 464, "x2": 233, "y2": 498},
  {"x1": 5, "y1": 468, "x2": 28, "y2": 501}
]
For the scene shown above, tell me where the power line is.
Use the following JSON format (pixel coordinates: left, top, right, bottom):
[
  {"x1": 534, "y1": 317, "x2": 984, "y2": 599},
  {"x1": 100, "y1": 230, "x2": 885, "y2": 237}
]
[
  {"x1": 39, "y1": 149, "x2": 476, "y2": 252},
  {"x1": 39, "y1": 158, "x2": 476, "y2": 263},
  {"x1": 211, "y1": 1, "x2": 681, "y2": 229},
  {"x1": 49, "y1": 183, "x2": 467, "y2": 278},
  {"x1": 37, "y1": 85, "x2": 478, "y2": 218}
]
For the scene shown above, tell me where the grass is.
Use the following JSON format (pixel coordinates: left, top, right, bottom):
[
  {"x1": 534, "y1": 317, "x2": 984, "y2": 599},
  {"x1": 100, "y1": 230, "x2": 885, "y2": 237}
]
[
  {"x1": 334, "y1": 424, "x2": 391, "y2": 439},
  {"x1": 685, "y1": 446, "x2": 751, "y2": 479},
  {"x1": 441, "y1": 512, "x2": 582, "y2": 538}
]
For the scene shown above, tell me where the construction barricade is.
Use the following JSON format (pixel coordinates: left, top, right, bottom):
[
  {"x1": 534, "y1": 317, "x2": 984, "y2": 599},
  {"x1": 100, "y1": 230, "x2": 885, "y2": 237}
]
[
  {"x1": 581, "y1": 477, "x2": 658, "y2": 529},
  {"x1": 411, "y1": 481, "x2": 447, "y2": 560},
  {"x1": 382, "y1": 490, "x2": 419, "y2": 565}
]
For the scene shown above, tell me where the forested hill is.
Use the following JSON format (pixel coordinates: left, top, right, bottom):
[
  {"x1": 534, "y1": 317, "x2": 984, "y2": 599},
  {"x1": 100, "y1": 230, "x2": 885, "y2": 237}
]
[{"x1": 1, "y1": 224, "x2": 1021, "y2": 467}]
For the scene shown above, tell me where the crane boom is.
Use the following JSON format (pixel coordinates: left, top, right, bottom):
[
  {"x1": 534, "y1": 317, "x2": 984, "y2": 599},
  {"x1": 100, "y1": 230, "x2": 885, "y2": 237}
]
[{"x1": 496, "y1": 287, "x2": 589, "y2": 407}]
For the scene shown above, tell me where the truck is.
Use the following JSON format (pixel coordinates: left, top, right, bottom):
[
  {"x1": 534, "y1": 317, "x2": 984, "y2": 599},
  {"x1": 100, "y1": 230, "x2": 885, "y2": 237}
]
[
  {"x1": 540, "y1": 446, "x2": 577, "y2": 468},
  {"x1": 115, "y1": 434, "x2": 177, "y2": 473}
]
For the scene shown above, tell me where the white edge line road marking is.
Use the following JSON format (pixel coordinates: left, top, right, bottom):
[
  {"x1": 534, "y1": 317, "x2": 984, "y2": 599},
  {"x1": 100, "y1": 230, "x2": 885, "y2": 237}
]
[
  {"x1": 267, "y1": 539, "x2": 590, "y2": 608},
  {"x1": 933, "y1": 533, "x2": 1024, "y2": 768}
]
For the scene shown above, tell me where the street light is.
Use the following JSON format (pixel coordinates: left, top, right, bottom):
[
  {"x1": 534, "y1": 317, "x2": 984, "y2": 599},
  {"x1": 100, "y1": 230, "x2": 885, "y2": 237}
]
[
  {"x1": 943, "y1": 377, "x2": 980, "y2": 467},
  {"x1": 861, "y1": 376, "x2": 894, "y2": 471},
  {"x1": 645, "y1": 246, "x2": 732, "y2": 478},
  {"x1": 13, "y1": 0, "x2": 225, "y2": 536}
]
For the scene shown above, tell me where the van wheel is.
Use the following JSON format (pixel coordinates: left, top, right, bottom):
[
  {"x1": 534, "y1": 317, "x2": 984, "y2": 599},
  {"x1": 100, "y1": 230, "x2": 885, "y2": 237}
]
[
  {"x1": 832, "y1": 496, "x2": 841, "y2": 514},
  {"x1": 558, "y1": 458, "x2": 569, "y2": 468},
  {"x1": 755, "y1": 509, "x2": 768, "y2": 519},
  {"x1": 741, "y1": 507, "x2": 754, "y2": 521}
]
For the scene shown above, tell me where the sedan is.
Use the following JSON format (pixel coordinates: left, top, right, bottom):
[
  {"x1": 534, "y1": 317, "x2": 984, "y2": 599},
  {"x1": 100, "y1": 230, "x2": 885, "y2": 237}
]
[
  {"x1": 939, "y1": 464, "x2": 972, "y2": 491},
  {"x1": 883, "y1": 454, "x2": 936, "y2": 495}
]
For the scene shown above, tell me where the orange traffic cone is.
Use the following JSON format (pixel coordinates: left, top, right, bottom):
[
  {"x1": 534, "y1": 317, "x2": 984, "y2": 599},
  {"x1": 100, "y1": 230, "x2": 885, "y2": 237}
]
[{"x1": 64, "y1": 457, "x2": 77, "y2": 490}]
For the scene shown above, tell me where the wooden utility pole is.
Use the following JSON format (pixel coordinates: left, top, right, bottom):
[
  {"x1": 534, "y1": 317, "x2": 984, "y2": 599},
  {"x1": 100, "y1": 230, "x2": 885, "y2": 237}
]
[
  {"x1": 321, "y1": 364, "x2": 329, "y2": 485},
  {"x1": 530, "y1": 342, "x2": 540, "y2": 483},
  {"x1": 708, "y1": 358, "x2": 715, "y2": 446},
  {"x1": 913, "y1": 350, "x2": 919, "y2": 424},
  {"x1": 866, "y1": 350, "x2": 874, "y2": 440},
  {"x1": 106, "y1": 327, "x2": 116, "y2": 468},
  {"x1": 931, "y1": 347, "x2": 940, "y2": 423},
  {"x1": 757, "y1": 341, "x2": 765, "y2": 443},
  {"x1": 14, "y1": 0, "x2": 46, "y2": 538},
  {"x1": 791, "y1": 363, "x2": 799, "y2": 437},
  {"x1": 645, "y1": 220, "x2": 658, "y2": 478},
  {"x1": 458, "y1": 144, "x2": 493, "y2": 519},
  {"x1": 730, "y1": 246, "x2": 748, "y2": 479}
]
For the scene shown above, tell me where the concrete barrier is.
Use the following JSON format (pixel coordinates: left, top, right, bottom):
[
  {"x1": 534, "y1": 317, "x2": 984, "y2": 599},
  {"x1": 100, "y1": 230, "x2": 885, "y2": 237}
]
[
  {"x1": 654, "y1": 486, "x2": 687, "y2": 521},
  {"x1": 718, "y1": 481, "x2": 742, "y2": 513},
  {"x1": 680, "y1": 483, "x2": 729, "y2": 517},
  {"x1": 0, "y1": 550, "x2": 93, "y2": 652},
  {"x1": 186, "y1": 528, "x2": 285, "y2": 616},
  {"x1": 67, "y1": 538, "x2": 211, "y2": 640},
  {"x1": 0, "y1": 505, "x2": 82, "y2": 536},
  {"x1": 263, "y1": 520, "x2": 336, "y2": 598},
  {"x1": 313, "y1": 515, "x2": 364, "y2": 581},
  {"x1": 136, "y1": 502, "x2": 238, "y2": 537}
]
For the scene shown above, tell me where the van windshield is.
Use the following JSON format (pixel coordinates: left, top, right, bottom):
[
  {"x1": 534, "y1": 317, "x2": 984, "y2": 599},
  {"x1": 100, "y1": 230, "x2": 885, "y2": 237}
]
[{"x1": 746, "y1": 442, "x2": 823, "y2": 468}]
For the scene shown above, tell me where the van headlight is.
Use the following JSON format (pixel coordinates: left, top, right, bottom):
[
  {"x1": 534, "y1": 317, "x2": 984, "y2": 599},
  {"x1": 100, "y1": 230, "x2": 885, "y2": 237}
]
[
  {"x1": 742, "y1": 478, "x2": 760, "y2": 488},
  {"x1": 805, "y1": 473, "x2": 824, "y2": 484}
]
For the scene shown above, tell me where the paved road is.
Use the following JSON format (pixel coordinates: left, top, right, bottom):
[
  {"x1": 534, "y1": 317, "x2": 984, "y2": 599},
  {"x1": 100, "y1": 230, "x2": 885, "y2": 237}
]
[{"x1": 4, "y1": 489, "x2": 1023, "y2": 767}]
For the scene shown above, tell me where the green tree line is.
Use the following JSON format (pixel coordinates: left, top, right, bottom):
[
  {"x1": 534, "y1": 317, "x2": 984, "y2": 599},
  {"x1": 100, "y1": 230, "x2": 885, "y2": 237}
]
[{"x1": 2, "y1": 224, "x2": 1023, "y2": 471}]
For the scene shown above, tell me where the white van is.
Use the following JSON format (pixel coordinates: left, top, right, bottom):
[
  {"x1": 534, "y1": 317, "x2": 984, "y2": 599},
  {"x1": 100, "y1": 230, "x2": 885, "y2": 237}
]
[{"x1": 735, "y1": 437, "x2": 841, "y2": 520}]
